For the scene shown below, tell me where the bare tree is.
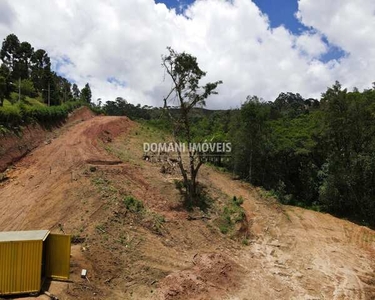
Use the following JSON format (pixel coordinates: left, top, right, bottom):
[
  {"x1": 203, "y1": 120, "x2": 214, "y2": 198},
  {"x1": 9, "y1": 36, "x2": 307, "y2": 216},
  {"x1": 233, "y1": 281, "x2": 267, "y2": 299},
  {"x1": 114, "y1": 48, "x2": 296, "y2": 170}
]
[{"x1": 162, "y1": 47, "x2": 222, "y2": 205}]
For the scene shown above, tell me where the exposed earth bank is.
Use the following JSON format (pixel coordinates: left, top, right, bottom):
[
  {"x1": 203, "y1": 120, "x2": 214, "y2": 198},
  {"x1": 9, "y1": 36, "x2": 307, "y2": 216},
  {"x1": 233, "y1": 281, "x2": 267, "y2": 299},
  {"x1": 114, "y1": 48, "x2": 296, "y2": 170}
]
[{"x1": 0, "y1": 106, "x2": 95, "y2": 173}]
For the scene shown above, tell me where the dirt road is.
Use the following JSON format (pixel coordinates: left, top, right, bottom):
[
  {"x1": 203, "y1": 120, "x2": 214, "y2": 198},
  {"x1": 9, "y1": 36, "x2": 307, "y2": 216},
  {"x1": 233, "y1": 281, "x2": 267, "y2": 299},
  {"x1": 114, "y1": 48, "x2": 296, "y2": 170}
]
[{"x1": 0, "y1": 114, "x2": 374, "y2": 299}]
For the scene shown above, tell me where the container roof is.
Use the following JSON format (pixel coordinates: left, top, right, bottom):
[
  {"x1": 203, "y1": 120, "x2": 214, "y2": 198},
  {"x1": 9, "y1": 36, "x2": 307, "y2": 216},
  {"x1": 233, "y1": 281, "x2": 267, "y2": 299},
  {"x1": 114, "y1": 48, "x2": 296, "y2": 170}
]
[{"x1": 0, "y1": 230, "x2": 50, "y2": 242}]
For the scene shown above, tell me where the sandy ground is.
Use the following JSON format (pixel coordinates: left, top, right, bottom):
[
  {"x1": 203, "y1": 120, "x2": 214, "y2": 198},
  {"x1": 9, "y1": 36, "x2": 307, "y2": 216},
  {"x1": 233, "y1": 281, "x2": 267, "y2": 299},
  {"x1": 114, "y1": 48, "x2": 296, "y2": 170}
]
[
  {"x1": 0, "y1": 114, "x2": 374, "y2": 300},
  {"x1": 202, "y1": 170, "x2": 375, "y2": 299}
]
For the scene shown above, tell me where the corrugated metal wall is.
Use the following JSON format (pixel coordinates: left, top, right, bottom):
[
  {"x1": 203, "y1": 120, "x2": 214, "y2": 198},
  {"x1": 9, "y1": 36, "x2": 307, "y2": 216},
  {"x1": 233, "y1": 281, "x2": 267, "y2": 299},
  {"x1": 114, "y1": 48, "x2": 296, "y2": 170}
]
[
  {"x1": 45, "y1": 234, "x2": 71, "y2": 280},
  {"x1": 0, "y1": 241, "x2": 42, "y2": 295}
]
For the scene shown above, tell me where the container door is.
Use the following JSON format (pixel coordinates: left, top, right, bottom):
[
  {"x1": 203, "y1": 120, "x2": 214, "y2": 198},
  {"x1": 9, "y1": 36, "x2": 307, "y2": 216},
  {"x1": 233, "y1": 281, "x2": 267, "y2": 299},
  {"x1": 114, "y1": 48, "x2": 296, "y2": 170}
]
[{"x1": 45, "y1": 234, "x2": 71, "y2": 280}]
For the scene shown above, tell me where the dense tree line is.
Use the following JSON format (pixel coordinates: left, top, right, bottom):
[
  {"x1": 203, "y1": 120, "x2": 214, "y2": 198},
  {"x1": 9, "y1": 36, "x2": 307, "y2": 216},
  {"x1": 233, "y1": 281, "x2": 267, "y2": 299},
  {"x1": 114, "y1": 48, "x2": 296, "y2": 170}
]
[
  {"x1": 106, "y1": 82, "x2": 375, "y2": 226},
  {"x1": 184, "y1": 82, "x2": 375, "y2": 226},
  {"x1": 0, "y1": 33, "x2": 91, "y2": 106},
  {"x1": 101, "y1": 97, "x2": 153, "y2": 120}
]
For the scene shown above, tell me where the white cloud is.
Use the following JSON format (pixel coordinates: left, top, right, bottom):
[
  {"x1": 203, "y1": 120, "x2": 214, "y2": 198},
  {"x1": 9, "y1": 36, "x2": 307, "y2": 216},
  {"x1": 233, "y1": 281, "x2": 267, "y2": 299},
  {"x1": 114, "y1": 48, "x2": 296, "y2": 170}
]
[
  {"x1": 297, "y1": 0, "x2": 375, "y2": 90},
  {"x1": 295, "y1": 32, "x2": 328, "y2": 58},
  {"x1": 0, "y1": 1, "x2": 15, "y2": 27},
  {"x1": 0, "y1": 0, "x2": 374, "y2": 108}
]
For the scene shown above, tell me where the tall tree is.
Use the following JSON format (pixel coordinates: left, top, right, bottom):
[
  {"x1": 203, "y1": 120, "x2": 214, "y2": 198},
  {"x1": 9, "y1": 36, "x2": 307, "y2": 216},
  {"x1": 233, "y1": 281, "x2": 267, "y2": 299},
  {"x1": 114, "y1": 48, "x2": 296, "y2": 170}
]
[
  {"x1": 72, "y1": 83, "x2": 80, "y2": 99},
  {"x1": 319, "y1": 81, "x2": 375, "y2": 221},
  {"x1": 30, "y1": 49, "x2": 52, "y2": 103},
  {"x1": 0, "y1": 34, "x2": 20, "y2": 74},
  {"x1": 62, "y1": 78, "x2": 72, "y2": 102},
  {"x1": 0, "y1": 64, "x2": 11, "y2": 99},
  {"x1": 15, "y1": 41, "x2": 34, "y2": 80},
  {"x1": 80, "y1": 83, "x2": 92, "y2": 103},
  {"x1": 162, "y1": 47, "x2": 222, "y2": 206},
  {"x1": 0, "y1": 76, "x2": 6, "y2": 106},
  {"x1": 234, "y1": 96, "x2": 270, "y2": 183}
]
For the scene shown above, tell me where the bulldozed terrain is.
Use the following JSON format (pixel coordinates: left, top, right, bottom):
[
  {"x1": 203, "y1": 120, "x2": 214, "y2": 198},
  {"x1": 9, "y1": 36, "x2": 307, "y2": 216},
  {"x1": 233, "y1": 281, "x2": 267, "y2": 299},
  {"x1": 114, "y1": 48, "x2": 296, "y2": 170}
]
[{"x1": 0, "y1": 110, "x2": 375, "y2": 299}]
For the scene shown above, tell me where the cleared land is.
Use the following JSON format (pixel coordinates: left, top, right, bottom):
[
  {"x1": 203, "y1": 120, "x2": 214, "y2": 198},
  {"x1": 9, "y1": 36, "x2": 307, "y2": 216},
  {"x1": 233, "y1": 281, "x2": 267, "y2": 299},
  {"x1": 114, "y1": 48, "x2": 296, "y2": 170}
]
[{"x1": 0, "y1": 111, "x2": 374, "y2": 299}]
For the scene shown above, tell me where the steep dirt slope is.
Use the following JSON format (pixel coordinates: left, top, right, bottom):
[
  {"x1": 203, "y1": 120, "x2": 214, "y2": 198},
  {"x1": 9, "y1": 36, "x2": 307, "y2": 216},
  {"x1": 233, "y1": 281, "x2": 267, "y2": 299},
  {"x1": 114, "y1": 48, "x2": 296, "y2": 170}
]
[
  {"x1": 0, "y1": 116, "x2": 374, "y2": 300},
  {"x1": 201, "y1": 170, "x2": 375, "y2": 299},
  {"x1": 0, "y1": 106, "x2": 95, "y2": 172},
  {"x1": 0, "y1": 115, "x2": 132, "y2": 230}
]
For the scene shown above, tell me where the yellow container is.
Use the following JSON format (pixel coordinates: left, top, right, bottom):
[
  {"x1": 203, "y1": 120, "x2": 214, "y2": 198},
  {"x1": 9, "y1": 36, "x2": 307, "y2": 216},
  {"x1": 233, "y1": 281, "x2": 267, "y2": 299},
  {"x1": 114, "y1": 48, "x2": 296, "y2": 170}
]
[{"x1": 0, "y1": 230, "x2": 71, "y2": 296}]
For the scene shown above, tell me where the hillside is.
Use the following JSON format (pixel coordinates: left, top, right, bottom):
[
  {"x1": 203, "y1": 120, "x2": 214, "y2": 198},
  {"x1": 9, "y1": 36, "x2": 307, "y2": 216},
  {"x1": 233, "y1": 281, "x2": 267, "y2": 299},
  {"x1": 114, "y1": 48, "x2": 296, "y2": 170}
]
[
  {"x1": 0, "y1": 102, "x2": 91, "y2": 173},
  {"x1": 0, "y1": 114, "x2": 374, "y2": 299}
]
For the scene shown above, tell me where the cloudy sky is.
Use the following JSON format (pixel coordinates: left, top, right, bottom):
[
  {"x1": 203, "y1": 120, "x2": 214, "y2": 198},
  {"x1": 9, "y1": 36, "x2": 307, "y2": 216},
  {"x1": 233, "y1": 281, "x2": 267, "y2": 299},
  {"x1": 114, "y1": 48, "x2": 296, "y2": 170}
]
[{"x1": 0, "y1": 0, "x2": 374, "y2": 109}]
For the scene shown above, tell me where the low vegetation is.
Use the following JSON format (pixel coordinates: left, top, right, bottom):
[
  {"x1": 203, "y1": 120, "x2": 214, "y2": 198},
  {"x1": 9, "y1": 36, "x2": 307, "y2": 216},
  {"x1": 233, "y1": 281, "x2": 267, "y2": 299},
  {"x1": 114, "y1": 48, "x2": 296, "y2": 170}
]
[
  {"x1": 216, "y1": 196, "x2": 246, "y2": 236},
  {"x1": 123, "y1": 195, "x2": 144, "y2": 213},
  {"x1": 92, "y1": 172, "x2": 166, "y2": 235},
  {"x1": 0, "y1": 99, "x2": 84, "y2": 128},
  {"x1": 122, "y1": 195, "x2": 166, "y2": 235},
  {"x1": 174, "y1": 179, "x2": 213, "y2": 212}
]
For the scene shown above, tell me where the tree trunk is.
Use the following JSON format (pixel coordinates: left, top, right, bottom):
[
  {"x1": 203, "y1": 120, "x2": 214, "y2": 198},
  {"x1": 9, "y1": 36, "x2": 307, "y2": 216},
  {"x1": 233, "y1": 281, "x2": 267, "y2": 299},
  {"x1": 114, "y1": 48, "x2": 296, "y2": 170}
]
[
  {"x1": 249, "y1": 150, "x2": 253, "y2": 183},
  {"x1": 248, "y1": 138, "x2": 253, "y2": 183}
]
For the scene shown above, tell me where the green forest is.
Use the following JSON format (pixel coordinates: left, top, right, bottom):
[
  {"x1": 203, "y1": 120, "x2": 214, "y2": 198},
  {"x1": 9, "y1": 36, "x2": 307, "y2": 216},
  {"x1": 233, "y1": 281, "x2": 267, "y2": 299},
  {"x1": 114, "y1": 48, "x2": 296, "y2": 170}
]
[
  {"x1": 0, "y1": 34, "x2": 92, "y2": 128},
  {"x1": 102, "y1": 83, "x2": 375, "y2": 228}
]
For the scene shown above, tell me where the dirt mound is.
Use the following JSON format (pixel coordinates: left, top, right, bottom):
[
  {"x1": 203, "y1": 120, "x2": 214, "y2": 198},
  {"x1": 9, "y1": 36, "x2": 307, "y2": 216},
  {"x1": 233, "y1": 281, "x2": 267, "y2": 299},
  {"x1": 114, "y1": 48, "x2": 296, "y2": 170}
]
[
  {"x1": 67, "y1": 106, "x2": 96, "y2": 124},
  {"x1": 157, "y1": 253, "x2": 243, "y2": 300}
]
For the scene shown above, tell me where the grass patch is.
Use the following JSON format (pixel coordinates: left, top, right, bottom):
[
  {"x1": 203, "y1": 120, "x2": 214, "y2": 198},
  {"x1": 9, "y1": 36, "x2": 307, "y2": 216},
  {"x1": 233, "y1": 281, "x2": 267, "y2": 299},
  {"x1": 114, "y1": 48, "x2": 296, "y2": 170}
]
[
  {"x1": 216, "y1": 196, "x2": 246, "y2": 235},
  {"x1": 93, "y1": 179, "x2": 116, "y2": 197},
  {"x1": 91, "y1": 172, "x2": 166, "y2": 236},
  {"x1": 95, "y1": 223, "x2": 106, "y2": 233},
  {"x1": 174, "y1": 179, "x2": 213, "y2": 212},
  {"x1": 242, "y1": 238, "x2": 250, "y2": 246},
  {"x1": 71, "y1": 234, "x2": 86, "y2": 244},
  {"x1": 123, "y1": 196, "x2": 144, "y2": 213},
  {"x1": 0, "y1": 124, "x2": 10, "y2": 135},
  {"x1": 103, "y1": 122, "x2": 170, "y2": 164},
  {"x1": 122, "y1": 195, "x2": 166, "y2": 235},
  {"x1": 144, "y1": 211, "x2": 166, "y2": 235}
]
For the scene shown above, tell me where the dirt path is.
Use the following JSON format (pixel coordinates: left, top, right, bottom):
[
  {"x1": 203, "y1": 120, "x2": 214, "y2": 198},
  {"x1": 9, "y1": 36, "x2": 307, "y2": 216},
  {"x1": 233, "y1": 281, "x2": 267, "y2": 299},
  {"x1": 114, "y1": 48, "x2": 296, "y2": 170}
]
[
  {"x1": 0, "y1": 115, "x2": 132, "y2": 231},
  {"x1": 203, "y1": 169, "x2": 375, "y2": 299}
]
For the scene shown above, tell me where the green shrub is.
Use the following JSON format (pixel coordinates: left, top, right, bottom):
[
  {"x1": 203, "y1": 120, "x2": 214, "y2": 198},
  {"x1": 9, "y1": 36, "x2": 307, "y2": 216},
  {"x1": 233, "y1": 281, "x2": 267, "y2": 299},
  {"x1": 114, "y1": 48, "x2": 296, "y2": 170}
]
[
  {"x1": 0, "y1": 103, "x2": 22, "y2": 127},
  {"x1": 174, "y1": 179, "x2": 185, "y2": 190},
  {"x1": 216, "y1": 195, "x2": 246, "y2": 235},
  {"x1": 233, "y1": 196, "x2": 244, "y2": 205},
  {"x1": 242, "y1": 238, "x2": 249, "y2": 246},
  {"x1": 20, "y1": 79, "x2": 37, "y2": 97},
  {"x1": 0, "y1": 125, "x2": 9, "y2": 134},
  {"x1": 218, "y1": 214, "x2": 232, "y2": 234},
  {"x1": 174, "y1": 179, "x2": 212, "y2": 212},
  {"x1": 123, "y1": 196, "x2": 144, "y2": 213},
  {"x1": 0, "y1": 100, "x2": 83, "y2": 128}
]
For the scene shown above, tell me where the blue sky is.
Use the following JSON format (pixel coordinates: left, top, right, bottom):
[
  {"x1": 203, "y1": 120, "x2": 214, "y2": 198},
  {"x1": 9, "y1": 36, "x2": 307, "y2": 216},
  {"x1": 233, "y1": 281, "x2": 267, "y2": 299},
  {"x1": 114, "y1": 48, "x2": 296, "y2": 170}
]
[
  {"x1": 156, "y1": 0, "x2": 304, "y2": 32},
  {"x1": 156, "y1": 0, "x2": 345, "y2": 62}
]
